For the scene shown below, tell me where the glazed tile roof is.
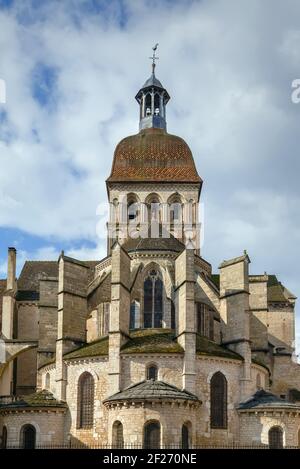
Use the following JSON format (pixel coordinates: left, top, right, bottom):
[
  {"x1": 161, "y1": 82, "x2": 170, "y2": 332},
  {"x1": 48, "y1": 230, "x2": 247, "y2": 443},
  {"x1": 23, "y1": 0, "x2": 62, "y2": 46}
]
[
  {"x1": 107, "y1": 128, "x2": 202, "y2": 183},
  {"x1": 103, "y1": 380, "x2": 200, "y2": 403},
  {"x1": 0, "y1": 390, "x2": 67, "y2": 410},
  {"x1": 238, "y1": 390, "x2": 300, "y2": 410}
]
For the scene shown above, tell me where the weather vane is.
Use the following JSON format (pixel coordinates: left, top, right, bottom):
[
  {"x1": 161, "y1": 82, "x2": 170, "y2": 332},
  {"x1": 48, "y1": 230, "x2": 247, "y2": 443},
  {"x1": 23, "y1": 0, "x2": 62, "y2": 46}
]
[{"x1": 149, "y1": 43, "x2": 159, "y2": 74}]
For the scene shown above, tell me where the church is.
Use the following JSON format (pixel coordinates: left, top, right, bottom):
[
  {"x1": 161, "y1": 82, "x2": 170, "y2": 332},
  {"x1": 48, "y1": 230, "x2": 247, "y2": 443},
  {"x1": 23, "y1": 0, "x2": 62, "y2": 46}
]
[{"x1": 0, "y1": 55, "x2": 300, "y2": 449}]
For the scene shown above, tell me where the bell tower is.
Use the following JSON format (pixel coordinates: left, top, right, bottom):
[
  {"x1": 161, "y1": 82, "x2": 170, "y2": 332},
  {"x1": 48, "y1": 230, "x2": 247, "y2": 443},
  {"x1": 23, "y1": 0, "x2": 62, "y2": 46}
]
[{"x1": 135, "y1": 44, "x2": 170, "y2": 131}]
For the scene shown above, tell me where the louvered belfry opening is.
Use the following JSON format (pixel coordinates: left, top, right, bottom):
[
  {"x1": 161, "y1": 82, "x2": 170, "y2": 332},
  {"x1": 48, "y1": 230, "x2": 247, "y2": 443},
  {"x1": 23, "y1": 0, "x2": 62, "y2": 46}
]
[
  {"x1": 268, "y1": 426, "x2": 283, "y2": 449},
  {"x1": 78, "y1": 372, "x2": 94, "y2": 429},
  {"x1": 144, "y1": 421, "x2": 161, "y2": 449},
  {"x1": 210, "y1": 372, "x2": 228, "y2": 429}
]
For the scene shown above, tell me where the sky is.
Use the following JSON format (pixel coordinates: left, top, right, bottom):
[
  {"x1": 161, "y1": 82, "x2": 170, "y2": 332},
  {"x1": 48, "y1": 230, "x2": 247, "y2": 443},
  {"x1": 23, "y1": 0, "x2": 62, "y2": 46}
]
[{"x1": 0, "y1": 0, "x2": 299, "y2": 349}]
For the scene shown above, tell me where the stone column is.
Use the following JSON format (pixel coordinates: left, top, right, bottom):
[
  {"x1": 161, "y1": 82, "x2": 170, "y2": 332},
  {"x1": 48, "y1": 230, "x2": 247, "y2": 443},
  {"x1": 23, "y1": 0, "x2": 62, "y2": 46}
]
[
  {"x1": 219, "y1": 252, "x2": 252, "y2": 400},
  {"x1": 108, "y1": 243, "x2": 131, "y2": 395},
  {"x1": 175, "y1": 248, "x2": 196, "y2": 394},
  {"x1": 55, "y1": 254, "x2": 89, "y2": 401},
  {"x1": 1, "y1": 247, "x2": 17, "y2": 339}
]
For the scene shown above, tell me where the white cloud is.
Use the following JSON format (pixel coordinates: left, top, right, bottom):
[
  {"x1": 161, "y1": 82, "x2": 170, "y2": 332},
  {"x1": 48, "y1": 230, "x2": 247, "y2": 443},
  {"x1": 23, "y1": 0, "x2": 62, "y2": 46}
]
[{"x1": 0, "y1": 0, "x2": 300, "y2": 350}]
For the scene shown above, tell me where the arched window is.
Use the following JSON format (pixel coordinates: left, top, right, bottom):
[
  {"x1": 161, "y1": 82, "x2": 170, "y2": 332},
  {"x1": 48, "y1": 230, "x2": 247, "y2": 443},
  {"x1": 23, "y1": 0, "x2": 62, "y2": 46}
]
[
  {"x1": 169, "y1": 202, "x2": 182, "y2": 224},
  {"x1": 268, "y1": 426, "x2": 283, "y2": 449},
  {"x1": 128, "y1": 202, "x2": 139, "y2": 222},
  {"x1": 143, "y1": 270, "x2": 163, "y2": 328},
  {"x1": 197, "y1": 303, "x2": 205, "y2": 336},
  {"x1": 1, "y1": 426, "x2": 7, "y2": 449},
  {"x1": 21, "y1": 425, "x2": 36, "y2": 449},
  {"x1": 210, "y1": 372, "x2": 227, "y2": 429},
  {"x1": 130, "y1": 301, "x2": 140, "y2": 330},
  {"x1": 147, "y1": 364, "x2": 158, "y2": 380},
  {"x1": 145, "y1": 93, "x2": 151, "y2": 115},
  {"x1": 112, "y1": 421, "x2": 124, "y2": 449},
  {"x1": 154, "y1": 93, "x2": 160, "y2": 114},
  {"x1": 144, "y1": 421, "x2": 160, "y2": 449},
  {"x1": 181, "y1": 424, "x2": 190, "y2": 449},
  {"x1": 256, "y1": 373, "x2": 261, "y2": 390},
  {"x1": 171, "y1": 301, "x2": 176, "y2": 330},
  {"x1": 45, "y1": 373, "x2": 50, "y2": 389},
  {"x1": 78, "y1": 372, "x2": 94, "y2": 429}
]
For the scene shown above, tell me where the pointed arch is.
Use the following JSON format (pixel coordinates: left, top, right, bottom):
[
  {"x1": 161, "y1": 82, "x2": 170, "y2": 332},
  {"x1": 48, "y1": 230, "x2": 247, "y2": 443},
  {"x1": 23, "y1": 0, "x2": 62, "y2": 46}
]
[
  {"x1": 210, "y1": 372, "x2": 227, "y2": 429},
  {"x1": 143, "y1": 267, "x2": 164, "y2": 328}
]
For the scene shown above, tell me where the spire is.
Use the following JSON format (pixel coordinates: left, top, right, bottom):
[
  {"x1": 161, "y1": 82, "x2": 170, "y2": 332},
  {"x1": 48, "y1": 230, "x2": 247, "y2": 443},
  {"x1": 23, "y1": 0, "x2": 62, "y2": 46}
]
[
  {"x1": 135, "y1": 45, "x2": 170, "y2": 132},
  {"x1": 149, "y1": 43, "x2": 159, "y2": 76}
]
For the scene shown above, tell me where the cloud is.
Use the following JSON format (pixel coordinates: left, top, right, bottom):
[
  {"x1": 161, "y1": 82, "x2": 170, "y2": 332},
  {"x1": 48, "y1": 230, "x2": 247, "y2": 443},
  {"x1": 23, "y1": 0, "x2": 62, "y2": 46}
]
[{"x1": 0, "y1": 0, "x2": 300, "y2": 349}]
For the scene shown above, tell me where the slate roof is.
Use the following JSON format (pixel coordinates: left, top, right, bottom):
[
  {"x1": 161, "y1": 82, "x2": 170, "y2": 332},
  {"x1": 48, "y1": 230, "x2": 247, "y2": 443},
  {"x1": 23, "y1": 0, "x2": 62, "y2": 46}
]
[
  {"x1": 210, "y1": 273, "x2": 295, "y2": 304},
  {"x1": 122, "y1": 230, "x2": 185, "y2": 254},
  {"x1": 16, "y1": 260, "x2": 99, "y2": 301},
  {"x1": 103, "y1": 380, "x2": 200, "y2": 404},
  {"x1": 238, "y1": 389, "x2": 300, "y2": 411},
  {"x1": 142, "y1": 73, "x2": 164, "y2": 90},
  {"x1": 0, "y1": 390, "x2": 67, "y2": 410},
  {"x1": 107, "y1": 128, "x2": 202, "y2": 183}
]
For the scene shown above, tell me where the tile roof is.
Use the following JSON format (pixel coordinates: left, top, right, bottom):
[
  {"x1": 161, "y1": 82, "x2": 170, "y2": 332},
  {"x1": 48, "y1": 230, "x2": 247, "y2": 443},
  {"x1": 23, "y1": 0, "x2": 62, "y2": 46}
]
[
  {"x1": 238, "y1": 389, "x2": 300, "y2": 410},
  {"x1": 103, "y1": 380, "x2": 200, "y2": 403},
  {"x1": 17, "y1": 260, "x2": 99, "y2": 298},
  {"x1": 121, "y1": 329, "x2": 183, "y2": 354},
  {"x1": 196, "y1": 335, "x2": 243, "y2": 360},
  {"x1": 122, "y1": 230, "x2": 185, "y2": 254},
  {"x1": 107, "y1": 128, "x2": 202, "y2": 183},
  {"x1": 0, "y1": 390, "x2": 67, "y2": 410}
]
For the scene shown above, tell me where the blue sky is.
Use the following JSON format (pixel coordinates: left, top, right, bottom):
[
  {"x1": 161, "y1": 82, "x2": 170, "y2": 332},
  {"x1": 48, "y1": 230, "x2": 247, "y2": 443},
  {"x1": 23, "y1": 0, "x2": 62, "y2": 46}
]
[{"x1": 0, "y1": 0, "x2": 300, "y2": 349}]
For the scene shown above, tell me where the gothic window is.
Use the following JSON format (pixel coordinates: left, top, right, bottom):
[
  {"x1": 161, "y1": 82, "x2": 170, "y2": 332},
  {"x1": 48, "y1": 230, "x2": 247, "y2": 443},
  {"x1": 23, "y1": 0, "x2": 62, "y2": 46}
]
[
  {"x1": 256, "y1": 373, "x2": 261, "y2": 390},
  {"x1": 130, "y1": 301, "x2": 140, "y2": 329},
  {"x1": 112, "y1": 421, "x2": 124, "y2": 449},
  {"x1": 181, "y1": 424, "x2": 190, "y2": 449},
  {"x1": 144, "y1": 421, "x2": 160, "y2": 449},
  {"x1": 210, "y1": 372, "x2": 227, "y2": 429},
  {"x1": 143, "y1": 270, "x2": 163, "y2": 328},
  {"x1": 171, "y1": 301, "x2": 176, "y2": 330},
  {"x1": 45, "y1": 373, "x2": 50, "y2": 389},
  {"x1": 78, "y1": 372, "x2": 94, "y2": 429},
  {"x1": 197, "y1": 303, "x2": 205, "y2": 336},
  {"x1": 103, "y1": 303, "x2": 110, "y2": 335},
  {"x1": 147, "y1": 364, "x2": 158, "y2": 380},
  {"x1": 209, "y1": 314, "x2": 214, "y2": 341},
  {"x1": 268, "y1": 426, "x2": 283, "y2": 449},
  {"x1": 21, "y1": 425, "x2": 36, "y2": 449},
  {"x1": 1, "y1": 426, "x2": 7, "y2": 449}
]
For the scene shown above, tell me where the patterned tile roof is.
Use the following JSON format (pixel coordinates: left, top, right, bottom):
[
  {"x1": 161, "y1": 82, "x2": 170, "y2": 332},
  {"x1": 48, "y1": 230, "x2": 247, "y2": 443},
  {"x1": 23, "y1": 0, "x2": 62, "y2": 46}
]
[
  {"x1": 107, "y1": 128, "x2": 202, "y2": 183},
  {"x1": 103, "y1": 380, "x2": 200, "y2": 403}
]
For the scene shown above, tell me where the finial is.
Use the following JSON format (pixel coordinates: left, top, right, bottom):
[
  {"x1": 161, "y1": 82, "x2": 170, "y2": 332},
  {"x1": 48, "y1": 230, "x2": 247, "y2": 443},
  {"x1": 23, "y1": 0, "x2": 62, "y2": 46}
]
[{"x1": 149, "y1": 43, "x2": 159, "y2": 75}]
